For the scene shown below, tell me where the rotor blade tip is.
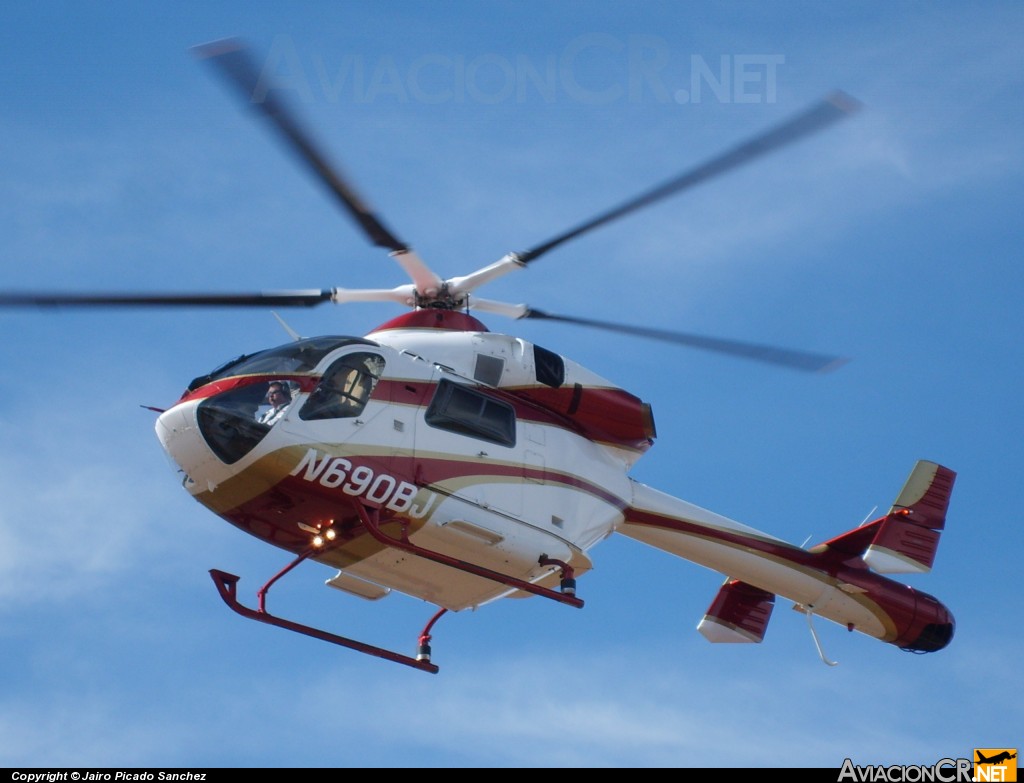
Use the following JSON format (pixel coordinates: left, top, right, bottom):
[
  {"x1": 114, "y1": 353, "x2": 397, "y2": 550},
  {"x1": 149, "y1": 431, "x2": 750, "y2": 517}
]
[
  {"x1": 190, "y1": 37, "x2": 244, "y2": 60},
  {"x1": 826, "y1": 90, "x2": 863, "y2": 115},
  {"x1": 816, "y1": 356, "x2": 852, "y2": 374}
]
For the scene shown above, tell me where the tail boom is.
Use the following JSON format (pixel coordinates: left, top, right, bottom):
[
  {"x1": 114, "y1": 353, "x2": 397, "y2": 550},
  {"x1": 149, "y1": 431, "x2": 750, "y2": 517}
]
[{"x1": 620, "y1": 462, "x2": 956, "y2": 653}]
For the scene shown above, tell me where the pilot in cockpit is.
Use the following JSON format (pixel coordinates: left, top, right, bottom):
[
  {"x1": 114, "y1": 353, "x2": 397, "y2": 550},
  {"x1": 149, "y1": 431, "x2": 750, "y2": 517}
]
[{"x1": 258, "y1": 380, "x2": 292, "y2": 426}]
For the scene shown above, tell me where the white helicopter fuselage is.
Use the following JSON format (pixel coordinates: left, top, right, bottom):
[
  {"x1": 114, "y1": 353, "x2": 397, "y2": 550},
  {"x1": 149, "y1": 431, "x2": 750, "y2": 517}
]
[{"x1": 155, "y1": 310, "x2": 955, "y2": 658}]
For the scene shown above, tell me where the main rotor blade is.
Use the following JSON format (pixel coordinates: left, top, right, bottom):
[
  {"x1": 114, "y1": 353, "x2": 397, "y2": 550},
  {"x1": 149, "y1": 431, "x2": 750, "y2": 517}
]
[
  {"x1": 518, "y1": 91, "x2": 861, "y2": 264},
  {"x1": 0, "y1": 290, "x2": 336, "y2": 308},
  {"x1": 523, "y1": 308, "x2": 848, "y2": 373},
  {"x1": 192, "y1": 38, "x2": 408, "y2": 254}
]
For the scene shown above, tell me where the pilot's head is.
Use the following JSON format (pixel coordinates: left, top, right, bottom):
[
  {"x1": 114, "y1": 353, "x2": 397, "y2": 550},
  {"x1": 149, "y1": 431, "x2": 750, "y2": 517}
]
[{"x1": 266, "y1": 381, "x2": 292, "y2": 405}]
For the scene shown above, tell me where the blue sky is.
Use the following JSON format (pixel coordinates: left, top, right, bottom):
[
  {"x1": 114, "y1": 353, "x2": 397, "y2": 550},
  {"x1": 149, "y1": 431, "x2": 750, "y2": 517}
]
[{"x1": 1, "y1": 1, "x2": 1022, "y2": 769}]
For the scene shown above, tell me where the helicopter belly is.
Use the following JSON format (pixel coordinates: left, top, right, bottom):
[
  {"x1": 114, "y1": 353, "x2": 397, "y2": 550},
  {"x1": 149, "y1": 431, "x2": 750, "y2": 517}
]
[
  {"x1": 160, "y1": 420, "x2": 608, "y2": 610},
  {"x1": 318, "y1": 467, "x2": 619, "y2": 609},
  {"x1": 332, "y1": 494, "x2": 594, "y2": 610},
  {"x1": 216, "y1": 467, "x2": 597, "y2": 610}
]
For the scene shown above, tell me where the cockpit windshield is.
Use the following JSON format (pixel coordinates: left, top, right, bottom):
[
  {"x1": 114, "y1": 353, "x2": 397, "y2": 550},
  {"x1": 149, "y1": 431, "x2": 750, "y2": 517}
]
[
  {"x1": 188, "y1": 336, "x2": 377, "y2": 392},
  {"x1": 193, "y1": 340, "x2": 387, "y2": 466}
]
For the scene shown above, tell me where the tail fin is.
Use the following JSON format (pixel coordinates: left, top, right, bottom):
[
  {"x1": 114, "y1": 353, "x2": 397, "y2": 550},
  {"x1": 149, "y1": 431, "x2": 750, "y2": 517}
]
[
  {"x1": 863, "y1": 461, "x2": 955, "y2": 573},
  {"x1": 697, "y1": 579, "x2": 775, "y2": 643},
  {"x1": 813, "y1": 461, "x2": 956, "y2": 574}
]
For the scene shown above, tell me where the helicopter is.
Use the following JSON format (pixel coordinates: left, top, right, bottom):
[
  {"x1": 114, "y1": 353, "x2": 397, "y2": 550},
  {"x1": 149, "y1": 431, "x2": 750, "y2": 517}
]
[{"x1": 0, "y1": 39, "x2": 956, "y2": 674}]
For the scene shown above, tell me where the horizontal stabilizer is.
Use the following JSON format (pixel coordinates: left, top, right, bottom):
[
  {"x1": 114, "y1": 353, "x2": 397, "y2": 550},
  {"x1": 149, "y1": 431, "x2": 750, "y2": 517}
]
[
  {"x1": 698, "y1": 579, "x2": 775, "y2": 643},
  {"x1": 863, "y1": 461, "x2": 956, "y2": 574}
]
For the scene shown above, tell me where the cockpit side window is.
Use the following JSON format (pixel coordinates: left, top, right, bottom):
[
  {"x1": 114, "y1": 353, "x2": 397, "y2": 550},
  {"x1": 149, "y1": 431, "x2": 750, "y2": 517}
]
[
  {"x1": 533, "y1": 344, "x2": 565, "y2": 388},
  {"x1": 299, "y1": 352, "x2": 385, "y2": 421},
  {"x1": 425, "y1": 379, "x2": 516, "y2": 447}
]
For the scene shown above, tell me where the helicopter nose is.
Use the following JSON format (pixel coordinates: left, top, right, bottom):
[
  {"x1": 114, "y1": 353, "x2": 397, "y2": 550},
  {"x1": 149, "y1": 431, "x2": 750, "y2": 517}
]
[{"x1": 155, "y1": 402, "x2": 219, "y2": 489}]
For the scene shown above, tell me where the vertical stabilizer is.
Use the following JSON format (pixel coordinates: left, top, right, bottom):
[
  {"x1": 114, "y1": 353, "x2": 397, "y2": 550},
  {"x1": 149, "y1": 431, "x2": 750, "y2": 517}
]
[
  {"x1": 863, "y1": 461, "x2": 956, "y2": 574},
  {"x1": 698, "y1": 579, "x2": 775, "y2": 643}
]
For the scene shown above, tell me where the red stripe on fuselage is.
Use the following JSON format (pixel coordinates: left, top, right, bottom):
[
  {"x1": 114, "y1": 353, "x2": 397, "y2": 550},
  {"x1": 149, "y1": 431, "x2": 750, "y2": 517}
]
[
  {"x1": 216, "y1": 450, "x2": 627, "y2": 556},
  {"x1": 625, "y1": 507, "x2": 815, "y2": 567}
]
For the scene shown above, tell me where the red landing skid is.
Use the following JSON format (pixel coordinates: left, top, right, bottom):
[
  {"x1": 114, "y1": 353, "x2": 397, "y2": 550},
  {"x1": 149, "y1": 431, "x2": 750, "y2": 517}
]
[
  {"x1": 210, "y1": 504, "x2": 583, "y2": 673},
  {"x1": 210, "y1": 566, "x2": 441, "y2": 674}
]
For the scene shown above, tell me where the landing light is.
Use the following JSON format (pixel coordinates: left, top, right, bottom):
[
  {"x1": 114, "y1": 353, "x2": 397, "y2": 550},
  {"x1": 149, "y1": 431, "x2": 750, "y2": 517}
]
[{"x1": 312, "y1": 523, "x2": 337, "y2": 548}]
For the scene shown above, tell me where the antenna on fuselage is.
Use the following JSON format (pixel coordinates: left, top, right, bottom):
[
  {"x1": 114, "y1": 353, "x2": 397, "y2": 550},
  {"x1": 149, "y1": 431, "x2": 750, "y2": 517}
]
[{"x1": 272, "y1": 311, "x2": 303, "y2": 341}]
